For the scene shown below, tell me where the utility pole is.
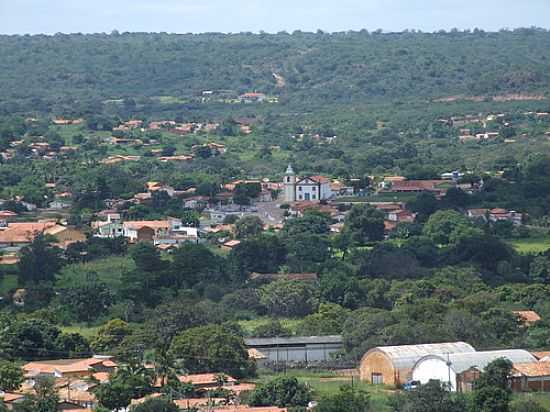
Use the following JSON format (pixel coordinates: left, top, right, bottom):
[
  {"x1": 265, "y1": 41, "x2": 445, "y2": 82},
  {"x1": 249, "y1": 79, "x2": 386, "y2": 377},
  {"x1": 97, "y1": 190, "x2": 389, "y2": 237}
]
[{"x1": 446, "y1": 353, "x2": 452, "y2": 391}]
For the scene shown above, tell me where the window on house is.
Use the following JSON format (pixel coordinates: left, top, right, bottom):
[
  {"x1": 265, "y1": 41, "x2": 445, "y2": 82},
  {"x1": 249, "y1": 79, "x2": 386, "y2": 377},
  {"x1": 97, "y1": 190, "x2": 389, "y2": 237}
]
[
  {"x1": 298, "y1": 186, "x2": 302, "y2": 191},
  {"x1": 298, "y1": 195, "x2": 303, "y2": 200},
  {"x1": 372, "y1": 373, "x2": 384, "y2": 385},
  {"x1": 312, "y1": 186, "x2": 316, "y2": 191},
  {"x1": 312, "y1": 194, "x2": 316, "y2": 200}
]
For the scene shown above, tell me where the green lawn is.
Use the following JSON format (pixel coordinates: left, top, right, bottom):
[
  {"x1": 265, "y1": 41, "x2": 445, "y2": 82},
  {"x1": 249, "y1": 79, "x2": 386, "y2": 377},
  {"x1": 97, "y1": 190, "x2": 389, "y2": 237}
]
[
  {"x1": 55, "y1": 256, "x2": 135, "y2": 291},
  {"x1": 255, "y1": 369, "x2": 393, "y2": 411},
  {"x1": 511, "y1": 237, "x2": 550, "y2": 254},
  {"x1": 0, "y1": 274, "x2": 18, "y2": 296},
  {"x1": 513, "y1": 392, "x2": 550, "y2": 409},
  {"x1": 61, "y1": 325, "x2": 102, "y2": 339}
]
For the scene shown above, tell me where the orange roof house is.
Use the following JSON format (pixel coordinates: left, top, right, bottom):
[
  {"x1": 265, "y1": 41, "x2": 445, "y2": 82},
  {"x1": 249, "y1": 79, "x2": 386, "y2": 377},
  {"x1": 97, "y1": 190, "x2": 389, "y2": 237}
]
[
  {"x1": 511, "y1": 362, "x2": 550, "y2": 392},
  {"x1": 0, "y1": 222, "x2": 59, "y2": 246},
  {"x1": 222, "y1": 240, "x2": 241, "y2": 250},
  {"x1": 23, "y1": 357, "x2": 117, "y2": 379},
  {"x1": 123, "y1": 220, "x2": 171, "y2": 242},
  {"x1": 177, "y1": 373, "x2": 237, "y2": 387},
  {"x1": 44, "y1": 226, "x2": 87, "y2": 249},
  {"x1": 513, "y1": 311, "x2": 541, "y2": 326}
]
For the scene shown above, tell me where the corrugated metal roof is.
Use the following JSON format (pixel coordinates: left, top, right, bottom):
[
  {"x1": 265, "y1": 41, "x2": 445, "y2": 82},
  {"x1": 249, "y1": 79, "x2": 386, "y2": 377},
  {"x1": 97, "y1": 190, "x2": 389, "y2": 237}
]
[
  {"x1": 367, "y1": 342, "x2": 476, "y2": 370},
  {"x1": 245, "y1": 335, "x2": 342, "y2": 347},
  {"x1": 415, "y1": 350, "x2": 536, "y2": 374}
]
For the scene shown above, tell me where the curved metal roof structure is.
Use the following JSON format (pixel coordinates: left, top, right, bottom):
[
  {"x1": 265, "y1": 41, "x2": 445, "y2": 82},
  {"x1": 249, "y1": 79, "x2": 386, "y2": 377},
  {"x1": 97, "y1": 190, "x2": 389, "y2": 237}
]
[
  {"x1": 413, "y1": 349, "x2": 536, "y2": 375},
  {"x1": 363, "y1": 342, "x2": 476, "y2": 370}
]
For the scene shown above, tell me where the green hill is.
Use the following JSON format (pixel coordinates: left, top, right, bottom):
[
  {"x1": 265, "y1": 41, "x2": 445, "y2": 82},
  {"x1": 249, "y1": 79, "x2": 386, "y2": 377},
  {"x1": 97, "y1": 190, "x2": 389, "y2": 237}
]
[{"x1": 1, "y1": 29, "x2": 550, "y2": 112}]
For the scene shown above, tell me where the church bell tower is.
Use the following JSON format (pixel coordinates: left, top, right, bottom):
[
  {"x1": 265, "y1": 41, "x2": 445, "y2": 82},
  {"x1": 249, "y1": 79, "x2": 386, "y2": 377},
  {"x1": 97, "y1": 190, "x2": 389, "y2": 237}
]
[{"x1": 284, "y1": 164, "x2": 296, "y2": 202}]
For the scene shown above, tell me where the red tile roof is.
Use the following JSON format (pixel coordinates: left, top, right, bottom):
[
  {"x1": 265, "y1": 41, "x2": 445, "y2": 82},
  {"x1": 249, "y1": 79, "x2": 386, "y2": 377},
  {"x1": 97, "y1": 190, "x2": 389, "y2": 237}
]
[
  {"x1": 178, "y1": 373, "x2": 237, "y2": 386},
  {"x1": 0, "y1": 222, "x2": 58, "y2": 244},
  {"x1": 513, "y1": 310, "x2": 541, "y2": 324},
  {"x1": 513, "y1": 362, "x2": 550, "y2": 377}
]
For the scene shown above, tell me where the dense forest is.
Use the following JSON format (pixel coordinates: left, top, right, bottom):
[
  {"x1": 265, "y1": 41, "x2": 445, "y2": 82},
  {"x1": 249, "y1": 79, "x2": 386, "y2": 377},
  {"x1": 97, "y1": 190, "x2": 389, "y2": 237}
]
[{"x1": 1, "y1": 29, "x2": 550, "y2": 113}]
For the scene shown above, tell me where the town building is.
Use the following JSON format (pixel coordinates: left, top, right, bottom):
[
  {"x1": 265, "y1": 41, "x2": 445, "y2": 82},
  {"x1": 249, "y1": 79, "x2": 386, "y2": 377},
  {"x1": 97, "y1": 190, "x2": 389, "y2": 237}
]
[
  {"x1": 0, "y1": 222, "x2": 77, "y2": 252},
  {"x1": 467, "y1": 208, "x2": 524, "y2": 226},
  {"x1": 513, "y1": 310, "x2": 542, "y2": 326},
  {"x1": 411, "y1": 349, "x2": 536, "y2": 392},
  {"x1": 359, "y1": 342, "x2": 476, "y2": 386},
  {"x1": 245, "y1": 336, "x2": 343, "y2": 364},
  {"x1": 511, "y1": 362, "x2": 550, "y2": 392},
  {"x1": 23, "y1": 356, "x2": 117, "y2": 380},
  {"x1": 283, "y1": 165, "x2": 333, "y2": 203}
]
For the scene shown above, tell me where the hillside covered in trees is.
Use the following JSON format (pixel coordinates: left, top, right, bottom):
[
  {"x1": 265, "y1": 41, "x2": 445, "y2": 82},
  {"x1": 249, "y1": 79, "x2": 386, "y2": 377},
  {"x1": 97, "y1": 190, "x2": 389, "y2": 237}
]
[{"x1": 1, "y1": 28, "x2": 550, "y2": 113}]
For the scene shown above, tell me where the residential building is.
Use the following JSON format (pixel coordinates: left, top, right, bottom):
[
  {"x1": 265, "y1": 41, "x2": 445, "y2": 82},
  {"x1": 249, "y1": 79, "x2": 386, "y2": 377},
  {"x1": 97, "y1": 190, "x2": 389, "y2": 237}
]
[
  {"x1": 511, "y1": 362, "x2": 550, "y2": 392},
  {"x1": 467, "y1": 208, "x2": 524, "y2": 226},
  {"x1": 44, "y1": 225, "x2": 87, "y2": 249},
  {"x1": 513, "y1": 310, "x2": 542, "y2": 326},
  {"x1": 0, "y1": 222, "x2": 59, "y2": 251},
  {"x1": 146, "y1": 181, "x2": 176, "y2": 197},
  {"x1": 23, "y1": 357, "x2": 117, "y2": 380},
  {"x1": 184, "y1": 196, "x2": 210, "y2": 209},
  {"x1": 122, "y1": 219, "x2": 182, "y2": 243},
  {"x1": 383, "y1": 179, "x2": 448, "y2": 195}
]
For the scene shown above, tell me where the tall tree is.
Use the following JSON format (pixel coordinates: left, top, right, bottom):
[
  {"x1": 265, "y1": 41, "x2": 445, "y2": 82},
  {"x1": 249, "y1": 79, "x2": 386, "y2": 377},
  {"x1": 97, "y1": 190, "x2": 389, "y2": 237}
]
[
  {"x1": 169, "y1": 325, "x2": 254, "y2": 378},
  {"x1": 343, "y1": 205, "x2": 385, "y2": 245},
  {"x1": 0, "y1": 361, "x2": 23, "y2": 392},
  {"x1": 18, "y1": 234, "x2": 64, "y2": 285}
]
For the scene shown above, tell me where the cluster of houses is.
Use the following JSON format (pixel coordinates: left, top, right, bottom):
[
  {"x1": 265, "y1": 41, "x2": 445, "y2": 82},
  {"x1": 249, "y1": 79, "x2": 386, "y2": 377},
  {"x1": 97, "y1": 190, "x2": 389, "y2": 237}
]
[
  {"x1": 359, "y1": 311, "x2": 550, "y2": 393},
  {"x1": 0, "y1": 166, "x2": 528, "y2": 265},
  {"x1": 435, "y1": 110, "x2": 550, "y2": 144},
  {"x1": 114, "y1": 119, "x2": 221, "y2": 136},
  {"x1": 92, "y1": 215, "x2": 198, "y2": 249},
  {"x1": 0, "y1": 356, "x2": 287, "y2": 412},
  {"x1": 0, "y1": 138, "x2": 79, "y2": 162}
]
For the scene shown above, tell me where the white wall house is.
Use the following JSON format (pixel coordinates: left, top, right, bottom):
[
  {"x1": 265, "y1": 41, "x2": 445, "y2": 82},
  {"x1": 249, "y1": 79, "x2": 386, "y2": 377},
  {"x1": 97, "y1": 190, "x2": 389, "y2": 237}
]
[{"x1": 283, "y1": 165, "x2": 333, "y2": 203}]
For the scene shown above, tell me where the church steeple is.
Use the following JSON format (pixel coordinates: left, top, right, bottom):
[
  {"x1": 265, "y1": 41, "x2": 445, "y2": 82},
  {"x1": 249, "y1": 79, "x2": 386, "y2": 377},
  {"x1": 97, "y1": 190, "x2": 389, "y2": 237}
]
[
  {"x1": 285, "y1": 164, "x2": 295, "y2": 175},
  {"x1": 283, "y1": 164, "x2": 296, "y2": 202}
]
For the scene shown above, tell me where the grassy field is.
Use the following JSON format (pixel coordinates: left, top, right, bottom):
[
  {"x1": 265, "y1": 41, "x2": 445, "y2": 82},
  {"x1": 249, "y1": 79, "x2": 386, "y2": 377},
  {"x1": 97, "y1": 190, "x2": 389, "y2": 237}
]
[
  {"x1": 513, "y1": 393, "x2": 550, "y2": 409},
  {"x1": 61, "y1": 325, "x2": 102, "y2": 339},
  {"x1": 255, "y1": 369, "x2": 393, "y2": 411},
  {"x1": 254, "y1": 370, "x2": 550, "y2": 411},
  {"x1": 0, "y1": 273, "x2": 18, "y2": 295},
  {"x1": 55, "y1": 256, "x2": 135, "y2": 291},
  {"x1": 511, "y1": 237, "x2": 550, "y2": 254}
]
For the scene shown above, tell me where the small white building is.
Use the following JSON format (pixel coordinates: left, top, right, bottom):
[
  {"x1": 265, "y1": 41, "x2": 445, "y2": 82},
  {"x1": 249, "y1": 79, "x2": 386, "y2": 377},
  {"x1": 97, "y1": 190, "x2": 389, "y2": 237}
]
[
  {"x1": 412, "y1": 349, "x2": 536, "y2": 392},
  {"x1": 283, "y1": 165, "x2": 333, "y2": 203}
]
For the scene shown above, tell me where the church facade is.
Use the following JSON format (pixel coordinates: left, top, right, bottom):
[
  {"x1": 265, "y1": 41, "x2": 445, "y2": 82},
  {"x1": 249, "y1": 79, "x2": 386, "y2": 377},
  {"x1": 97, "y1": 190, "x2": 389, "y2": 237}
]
[{"x1": 283, "y1": 165, "x2": 333, "y2": 203}]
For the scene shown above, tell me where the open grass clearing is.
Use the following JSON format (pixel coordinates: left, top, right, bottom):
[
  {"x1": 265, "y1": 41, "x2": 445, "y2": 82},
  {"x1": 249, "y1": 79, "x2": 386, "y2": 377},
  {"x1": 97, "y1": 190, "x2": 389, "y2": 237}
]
[
  {"x1": 255, "y1": 369, "x2": 393, "y2": 411},
  {"x1": 511, "y1": 237, "x2": 550, "y2": 254}
]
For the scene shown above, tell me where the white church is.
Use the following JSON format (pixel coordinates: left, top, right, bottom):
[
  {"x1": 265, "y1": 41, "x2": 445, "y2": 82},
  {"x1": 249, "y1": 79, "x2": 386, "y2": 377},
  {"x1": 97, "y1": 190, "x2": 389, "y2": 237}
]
[{"x1": 283, "y1": 164, "x2": 333, "y2": 202}]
